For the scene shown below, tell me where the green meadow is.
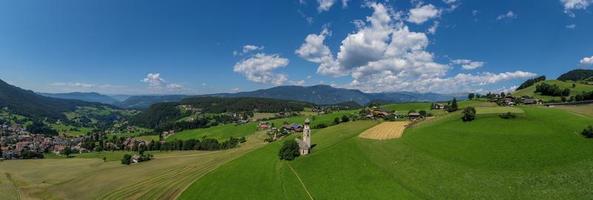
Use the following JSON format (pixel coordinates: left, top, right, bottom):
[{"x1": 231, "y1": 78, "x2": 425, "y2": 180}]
[
  {"x1": 179, "y1": 106, "x2": 593, "y2": 200},
  {"x1": 513, "y1": 80, "x2": 593, "y2": 101}
]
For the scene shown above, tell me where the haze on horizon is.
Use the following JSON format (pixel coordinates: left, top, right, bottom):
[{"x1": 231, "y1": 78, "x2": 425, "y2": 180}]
[{"x1": 0, "y1": 0, "x2": 592, "y2": 95}]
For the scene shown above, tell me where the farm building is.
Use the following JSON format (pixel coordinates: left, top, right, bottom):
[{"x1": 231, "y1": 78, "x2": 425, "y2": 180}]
[
  {"x1": 432, "y1": 103, "x2": 446, "y2": 110},
  {"x1": 408, "y1": 112, "x2": 422, "y2": 120}
]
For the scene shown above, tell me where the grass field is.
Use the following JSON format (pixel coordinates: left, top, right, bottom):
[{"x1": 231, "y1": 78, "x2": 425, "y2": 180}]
[
  {"x1": 0, "y1": 133, "x2": 268, "y2": 200},
  {"x1": 513, "y1": 80, "x2": 593, "y2": 101},
  {"x1": 555, "y1": 104, "x2": 593, "y2": 117},
  {"x1": 179, "y1": 106, "x2": 593, "y2": 199},
  {"x1": 475, "y1": 106, "x2": 524, "y2": 114},
  {"x1": 167, "y1": 123, "x2": 258, "y2": 141},
  {"x1": 167, "y1": 110, "x2": 359, "y2": 142},
  {"x1": 381, "y1": 101, "x2": 496, "y2": 117}
]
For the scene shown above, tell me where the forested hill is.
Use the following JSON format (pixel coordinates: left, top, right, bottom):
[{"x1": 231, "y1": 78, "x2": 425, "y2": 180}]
[
  {"x1": 0, "y1": 79, "x2": 107, "y2": 121},
  {"x1": 557, "y1": 69, "x2": 593, "y2": 81},
  {"x1": 180, "y1": 97, "x2": 314, "y2": 113},
  {"x1": 117, "y1": 95, "x2": 190, "y2": 109},
  {"x1": 40, "y1": 92, "x2": 120, "y2": 105},
  {"x1": 132, "y1": 97, "x2": 314, "y2": 129}
]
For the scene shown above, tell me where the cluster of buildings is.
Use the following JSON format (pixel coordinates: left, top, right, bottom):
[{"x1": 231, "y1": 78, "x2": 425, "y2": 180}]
[
  {"x1": 488, "y1": 95, "x2": 542, "y2": 106},
  {"x1": 0, "y1": 123, "x2": 91, "y2": 160}
]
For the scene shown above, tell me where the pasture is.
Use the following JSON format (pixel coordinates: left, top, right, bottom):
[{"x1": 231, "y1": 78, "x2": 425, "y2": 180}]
[
  {"x1": 475, "y1": 106, "x2": 524, "y2": 114},
  {"x1": 513, "y1": 80, "x2": 593, "y2": 101},
  {"x1": 179, "y1": 107, "x2": 593, "y2": 199},
  {"x1": 555, "y1": 104, "x2": 593, "y2": 117},
  {"x1": 0, "y1": 133, "x2": 268, "y2": 200}
]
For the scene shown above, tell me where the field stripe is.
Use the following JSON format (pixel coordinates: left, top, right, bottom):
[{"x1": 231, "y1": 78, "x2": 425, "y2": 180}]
[{"x1": 287, "y1": 163, "x2": 314, "y2": 200}]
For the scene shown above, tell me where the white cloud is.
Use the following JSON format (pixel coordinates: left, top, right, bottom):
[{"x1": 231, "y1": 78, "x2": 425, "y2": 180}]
[
  {"x1": 141, "y1": 73, "x2": 185, "y2": 91},
  {"x1": 561, "y1": 0, "x2": 593, "y2": 16},
  {"x1": 317, "y1": 0, "x2": 348, "y2": 12},
  {"x1": 452, "y1": 59, "x2": 485, "y2": 70},
  {"x1": 296, "y1": 2, "x2": 536, "y2": 93},
  {"x1": 242, "y1": 45, "x2": 264, "y2": 53},
  {"x1": 581, "y1": 55, "x2": 593, "y2": 65},
  {"x1": 427, "y1": 21, "x2": 440, "y2": 34},
  {"x1": 233, "y1": 53, "x2": 290, "y2": 85},
  {"x1": 142, "y1": 73, "x2": 165, "y2": 87},
  {"x1": 407, "y1": 4, "x2": 441, "y2": 24},
  {"x1": 566, "y1": 24, "x2": 577, "y2": 29},
  {"x1": 290, "y1": 80, "x2": 306, "y2": 86},
  {"x1": 496, "y1": 11, "x2": 518, "y2": 21}
]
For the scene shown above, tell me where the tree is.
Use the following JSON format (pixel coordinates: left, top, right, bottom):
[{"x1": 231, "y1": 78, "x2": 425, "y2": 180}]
[
  {"x1": 419, "y1": 110, "x2": 428, "y2": 117},
  {"x1": 278, "y1": 140, "x2": 300, "y2": 161},
  {"x1": 468, "y1": 93, "x2": 475, "y2": 100},
  {"x1": 341, "y1": 115, "x2": 350, "y2": 123},
  {"x1": 334, "y1": 117, "x2": 341, "y2": 125},
  {"x1": 62, "y1": 146, "x2": 72, "y2": 158},
  {"x1": 448, "y1": 98, "x2": 458, "y2": 112},
  {"x1": 582, "y1": 126, "x2": 593, "y2": 138},
  {"x1": 121, "y1": 154, "x2": 132, "y2": 165},
  {"x1": 461, "y1": 107, "x2": 476, "y2": 122}
]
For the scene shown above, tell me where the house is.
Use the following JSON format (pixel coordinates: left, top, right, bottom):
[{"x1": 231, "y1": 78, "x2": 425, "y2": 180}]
[
  {"x1": 258, "y1": 122, "x2": 270, "y2": 130},
  {"x1": 502, "y1": 96, "x2": 516, "y2": 106},
  {"x1": 522, "y1": 98, "x2": 537, "y2": 104},
  {"x1": 408, "y1": 112, "x2": 422, "y2": 120},
  {"x1": 432, "y1": 103, "x2": 446, "y2": 110}
]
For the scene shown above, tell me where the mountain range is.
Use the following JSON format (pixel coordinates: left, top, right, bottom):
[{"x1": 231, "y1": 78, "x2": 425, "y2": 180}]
[{"x1": 36, "y1": 85, "x2": 465, "y2": 109}]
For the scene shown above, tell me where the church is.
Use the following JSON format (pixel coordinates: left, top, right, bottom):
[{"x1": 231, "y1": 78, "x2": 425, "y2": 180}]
[{"x1": 296, "y1": 118, "x2": 311, "y2": 155}]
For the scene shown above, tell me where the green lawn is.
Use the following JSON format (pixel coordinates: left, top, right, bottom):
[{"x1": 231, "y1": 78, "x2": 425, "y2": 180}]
[
  {"x1": 180, "y1": 107, "x2": 593, "y2": 199},
  {"x1": 51, "y1": 123, "x2": 92, "y2": 136}
]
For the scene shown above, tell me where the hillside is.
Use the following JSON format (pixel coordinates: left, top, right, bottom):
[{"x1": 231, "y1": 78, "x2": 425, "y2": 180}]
[
  {"x1": 132, "y1": 97, "x2": 314, "y2": 129},
  {"x1": 40, "y1": 92, "x2": 120, "y2": 105},
  {"x1": 0, "y1": 79, "x2": 108, "y2": 120},
  {"x1": 513, "y1": 80, "x2": 593, "y2": 101},
  {"x1": 179, "y1": 106, "x2": 593, "y2": 199},
  {"x1": 557, "y1": 69, "x2": 593, "y2": 81},
  {"x1": 117, "y1": 95, "x2": 189, "y2": 109}
]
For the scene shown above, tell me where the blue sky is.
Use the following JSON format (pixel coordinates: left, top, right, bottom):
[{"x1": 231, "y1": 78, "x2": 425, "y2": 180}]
[{"x1": 0, "y1": 0, "x2": 592, "y2": 95}]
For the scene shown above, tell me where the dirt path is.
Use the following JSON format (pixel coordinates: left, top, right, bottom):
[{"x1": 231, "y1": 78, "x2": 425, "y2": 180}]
[
  {"x1": 287, "y1": 163, "x2": 314, "y2": 200},
  {"x1": 358, "y1": 121, "x2": 410, "y2": 140}
]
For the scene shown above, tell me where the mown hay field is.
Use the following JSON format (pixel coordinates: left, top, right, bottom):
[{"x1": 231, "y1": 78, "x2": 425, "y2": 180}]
[{"x1": 359, "y1": 121, "x2": 410, "y2": 140}]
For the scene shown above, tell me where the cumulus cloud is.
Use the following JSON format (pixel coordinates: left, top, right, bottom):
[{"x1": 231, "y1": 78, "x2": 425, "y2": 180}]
[
  {"x1": 581, "y1": 55, "x2": 593, "y2": 65},
  {"x1": 317, "y1": 0, "x2": 348, "y2": 12},
  {"x1": 566, "y1": 24, "x2": 577, "y2": 29},
  {"x1": 296, "y1": 2, "x2": 536, "y2": 93},
  {"x1": 561, "y1": 0, "x2": 593, "y2": 16},
  {"x1": 141, "y1": 73, "x2": 184, "y2": 91},
  {"x1": 407, "y1": 4, "x2": 441, "y2": 24},
  {"x1": 496, "y1": 11, "x2": 518, "y2": 21},
  {"x1": 242, "y1": 45, "x2": 264, "y2": 53},
  {"x1": 233, "y1": 53, "x2": 289, "y2": 85},
  {"x1": 452, "y1": 59, "x2": 485, "y2": 70}
]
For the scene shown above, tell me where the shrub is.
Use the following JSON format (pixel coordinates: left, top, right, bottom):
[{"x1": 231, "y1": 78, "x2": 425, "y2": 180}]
[
  {"x1": 341, "y1": 115, "x2": 350, "y2": 123},
  {"x1": 315, "y1": 123, "x2": 328, "y2": 129},
  {"x1": 499, "y1": 112, "x2": 516, "y2": 119},
  {"x1": 461, "y1": 107, "x2": 476, "y2": 122},
  {"x1": 582, "y1": 126, "x2": 593, "y2": 138},
  {"x1": 278, "y1": 140, "x2": 300, "y2": 161},
  {"x1": 121, "y1": 154, "x2": 132, "y2": 165}
]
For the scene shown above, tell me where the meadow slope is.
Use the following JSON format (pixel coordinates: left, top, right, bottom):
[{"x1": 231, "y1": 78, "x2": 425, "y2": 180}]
[{"x1": 180, "y1": 106, "x2": 593, "y2": 199}]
